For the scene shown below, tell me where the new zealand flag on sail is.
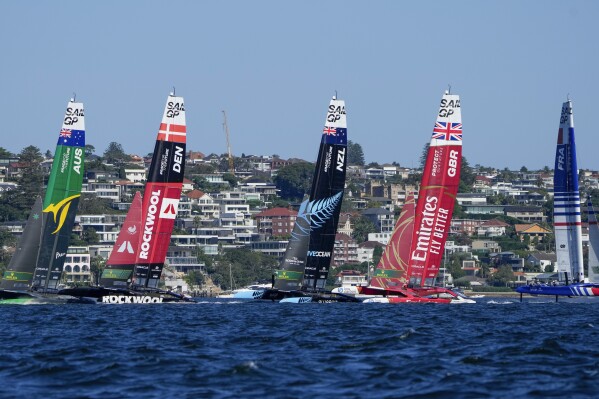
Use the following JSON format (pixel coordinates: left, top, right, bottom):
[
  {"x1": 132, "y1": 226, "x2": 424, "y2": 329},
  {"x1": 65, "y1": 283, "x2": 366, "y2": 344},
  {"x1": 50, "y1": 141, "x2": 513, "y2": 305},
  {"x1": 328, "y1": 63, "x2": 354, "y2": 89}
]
[
  {"x1": 322, "y1": 127, "x2": 347, "y2": 145},
  {"x1": 57, "y1": 129, "x2": 85, "y2": 147}
]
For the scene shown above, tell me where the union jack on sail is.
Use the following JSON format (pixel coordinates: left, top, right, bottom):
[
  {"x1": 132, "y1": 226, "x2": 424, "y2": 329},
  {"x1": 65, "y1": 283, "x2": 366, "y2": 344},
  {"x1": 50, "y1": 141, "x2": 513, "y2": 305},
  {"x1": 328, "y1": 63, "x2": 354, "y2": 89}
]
[
  {"x1": 323, "y1": 126, "x2": 336, "y2": 136},
  {"x1": 432, "y1": 122, "x2": 462, "y2": 141}
]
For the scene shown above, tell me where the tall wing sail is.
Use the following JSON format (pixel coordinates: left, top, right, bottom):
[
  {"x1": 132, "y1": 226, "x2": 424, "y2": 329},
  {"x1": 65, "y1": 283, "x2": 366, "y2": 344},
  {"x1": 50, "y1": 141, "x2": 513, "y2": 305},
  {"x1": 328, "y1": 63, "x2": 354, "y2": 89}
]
[
  {"x1": 303, "y1": 97, "x2": 348, "y2": 291},
  {"x1": 134, "y1": 94, "x2": 186, "y2": 288},
  {"x1": 99, "y1": 191, "x2": 143, "y2": 287},
  {"x1": 553, "y1": 100, "x2": 584, "y2": 282},
  {"x1": 587, "y1": 197, "x2": 599, "y2": 282},
  {"x1": 408, "y1": 92, "x2": 462, "y2": 287},
  {"x1": 0, "y1": 197, "x2": 44, "y2": 290},
  {"x1": 33, "y1": 99, "x2": 85, "y2": 290},
  {"x1": 273, "y1": 196, "x2": 311, "y2": 290},
  {"x1": 369, "y1": 193, "x2": 415, "y2": 289}
]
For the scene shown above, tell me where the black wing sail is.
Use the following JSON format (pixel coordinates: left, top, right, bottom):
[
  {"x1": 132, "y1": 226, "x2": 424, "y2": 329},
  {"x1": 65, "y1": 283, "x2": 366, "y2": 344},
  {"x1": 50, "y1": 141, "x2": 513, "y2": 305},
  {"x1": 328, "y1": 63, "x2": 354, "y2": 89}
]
[
  {"x1": 0, "y1": 197, "x2": 44, "y2": 291},
  {"x1": 273, "y1": 196, "x2": 311, "y2": 290},
  {"x1": 303, "y1": 97, "x2": 347, "y2": 291}
]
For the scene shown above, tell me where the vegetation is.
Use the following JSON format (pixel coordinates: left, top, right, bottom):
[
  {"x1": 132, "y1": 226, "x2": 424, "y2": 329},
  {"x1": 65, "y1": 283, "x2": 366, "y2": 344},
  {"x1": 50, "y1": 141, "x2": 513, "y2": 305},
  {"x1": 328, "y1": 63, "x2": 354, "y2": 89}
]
[{"x1": 273, "y1": 162, "x2": 314, "y2": 200}]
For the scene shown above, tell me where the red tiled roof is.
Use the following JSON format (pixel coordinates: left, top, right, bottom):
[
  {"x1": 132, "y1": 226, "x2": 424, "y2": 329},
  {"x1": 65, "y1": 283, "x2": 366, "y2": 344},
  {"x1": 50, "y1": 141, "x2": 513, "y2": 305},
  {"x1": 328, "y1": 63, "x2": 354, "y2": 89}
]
[{"x1": 185, "y1": 189, "x2": 206, "y2": 199}]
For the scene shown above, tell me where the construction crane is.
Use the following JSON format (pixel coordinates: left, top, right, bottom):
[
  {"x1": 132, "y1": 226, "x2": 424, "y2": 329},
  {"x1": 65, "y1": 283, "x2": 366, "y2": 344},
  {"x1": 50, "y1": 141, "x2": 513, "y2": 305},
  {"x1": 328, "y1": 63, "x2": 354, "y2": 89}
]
[{"x1": 222, "y1": 110, "x2": 235, "y2": 176}]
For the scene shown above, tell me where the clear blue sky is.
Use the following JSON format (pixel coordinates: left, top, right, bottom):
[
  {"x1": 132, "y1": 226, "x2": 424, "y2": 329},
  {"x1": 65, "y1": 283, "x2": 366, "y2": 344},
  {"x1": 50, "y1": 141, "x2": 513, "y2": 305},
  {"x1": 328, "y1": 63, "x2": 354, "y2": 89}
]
[{"x1": 1, "y1": 1, "x2": 598, "y2": 170}]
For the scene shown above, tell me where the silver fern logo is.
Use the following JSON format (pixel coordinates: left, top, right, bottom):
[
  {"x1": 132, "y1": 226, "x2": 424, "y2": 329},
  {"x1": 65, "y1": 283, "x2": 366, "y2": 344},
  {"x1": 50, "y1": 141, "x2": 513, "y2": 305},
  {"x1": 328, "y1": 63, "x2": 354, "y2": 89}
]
[{"x1": 290, "y1": 192, "x2": 343, "y2": 241}]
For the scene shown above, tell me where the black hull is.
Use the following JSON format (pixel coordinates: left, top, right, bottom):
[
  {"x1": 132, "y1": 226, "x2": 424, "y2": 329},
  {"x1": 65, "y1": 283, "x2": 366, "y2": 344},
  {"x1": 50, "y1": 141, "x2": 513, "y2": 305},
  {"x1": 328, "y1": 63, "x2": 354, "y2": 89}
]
[{"x1": 58, "y1": 286, "x2": 192, "y2": 303}]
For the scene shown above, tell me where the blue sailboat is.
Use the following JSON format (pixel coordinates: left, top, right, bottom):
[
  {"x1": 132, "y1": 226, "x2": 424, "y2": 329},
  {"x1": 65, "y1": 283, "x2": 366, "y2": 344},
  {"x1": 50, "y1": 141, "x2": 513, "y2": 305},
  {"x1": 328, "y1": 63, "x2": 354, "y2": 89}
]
[{"x1": 517, "y1": 100, "x2": 599, "y2": 300}]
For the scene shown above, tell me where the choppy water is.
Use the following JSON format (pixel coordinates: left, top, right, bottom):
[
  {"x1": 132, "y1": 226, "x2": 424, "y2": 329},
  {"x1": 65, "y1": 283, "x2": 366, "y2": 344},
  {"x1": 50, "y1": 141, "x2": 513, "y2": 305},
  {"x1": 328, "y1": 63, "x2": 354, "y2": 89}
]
[{"x1": 1, "y1": 297, "x2": 598, "y2": 398}]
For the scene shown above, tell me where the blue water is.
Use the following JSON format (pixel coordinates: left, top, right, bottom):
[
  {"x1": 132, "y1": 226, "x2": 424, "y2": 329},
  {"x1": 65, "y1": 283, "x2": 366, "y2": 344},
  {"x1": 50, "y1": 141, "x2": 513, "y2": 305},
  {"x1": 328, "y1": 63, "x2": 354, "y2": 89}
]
[{"x1": 1, "y1": 297, "x2": 598, "y2": 399}]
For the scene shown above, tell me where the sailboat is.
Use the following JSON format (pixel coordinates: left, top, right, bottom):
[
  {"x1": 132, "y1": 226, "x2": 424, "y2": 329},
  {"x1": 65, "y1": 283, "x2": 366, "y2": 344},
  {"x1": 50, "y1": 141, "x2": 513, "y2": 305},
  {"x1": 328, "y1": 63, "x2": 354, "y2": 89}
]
[
  {"x1": 257, "y1": 96, "x2": 357, "y2": 303},
  {"x1": 332, "y1": 90, "x2": 473, "y2": 304},
  {"x1": 59, "y1": 92, "x2": 191, "y2": 303},
  {"x1": 517, "y1": 100, "x2": 599, "y2": 300},
  {"x1": 0, "y1": 98, "x2": 85, "y2": 303}
]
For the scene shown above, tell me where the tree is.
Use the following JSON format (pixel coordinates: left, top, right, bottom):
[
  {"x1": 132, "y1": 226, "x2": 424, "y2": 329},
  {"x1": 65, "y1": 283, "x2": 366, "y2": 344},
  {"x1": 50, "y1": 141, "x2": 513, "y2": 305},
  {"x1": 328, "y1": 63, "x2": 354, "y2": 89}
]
[
  {"x1": 84, "y1": 144, "x2": 96, "y2": 157},
  {"x1": 0, "y1": 147, "x2": 13, "y2": 158},
  {"x1": 81, "y1": 227, "x2": 100, "y2": 244},
  {"x1": 459, "y1": 156, "x2": 475, "y2": 193},
  {"x1": 273, "y1": 162, "x2": 314, "y2": 200},
  {"x1": 351, "y1": 215, "x2": 377, "y2": 243},
  {"x1": 103, "y1": 142, "x2": 130, "y2": 165},
  {"x1": 184, "y1": 270, "x2": 205, "y2": 289},
  {"x1": 90, "y1": 256, "x2": 106, "y2": 285},
  {"x1": 4, "y1": 146, "x2": 45, "y2": 217},
  {"x1": 488, "y1": 265, "x2": 516, "y2": 286},
  {"x1": 347, "y1": 140, "x2": 365, "y2": 166},
  {"x1": 419, "y1": 143, "x2": 430, "y2": 169}
]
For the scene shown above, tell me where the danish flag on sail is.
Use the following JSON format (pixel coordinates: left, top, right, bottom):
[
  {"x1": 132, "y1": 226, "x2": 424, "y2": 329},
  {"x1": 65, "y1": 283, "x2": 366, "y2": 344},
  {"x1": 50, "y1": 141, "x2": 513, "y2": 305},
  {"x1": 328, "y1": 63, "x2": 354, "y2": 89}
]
[
  {"x1": 408, "y1": 92, "x2": 462, "y2": 287},
  {"x1": 134, "y1": 93, "x2": 186, "y2": 288}
]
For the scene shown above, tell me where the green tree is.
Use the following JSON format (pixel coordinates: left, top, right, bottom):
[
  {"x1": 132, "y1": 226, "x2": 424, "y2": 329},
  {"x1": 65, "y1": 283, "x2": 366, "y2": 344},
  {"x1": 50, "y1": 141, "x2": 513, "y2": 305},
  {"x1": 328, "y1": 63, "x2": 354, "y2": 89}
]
[
  {"x1": 347, "y1": 140, "x2": 365, "y2": 166},
  {"x1": 351, "y1": 215, "x2": 376, "y2": 243},
  {"x1": 488, "y1": 265, "x2": 516, "y2": 286},
  {"x1": 2, "y1": 146, "x2": 45, "y2": 218},
  {"x1": 184, "y1": 270, "x2": 205, "y2": 289},
  {"x1": 273, "y1": 162, "x2": 314, "y2": 200},
  {"x1": 0, "y1": 147, "x2": 13, "y2": 158},
  {"x1": 90, "y1": 256, "x2": 106, "y2": 285},
  {"x1": 81, "y1": 227, "x2": 100, "y2": 244},
  {"x1": 103, "y1": 142, "x2": 130, "y2": 165},
  {"x1": 84, "y1": 144, "x2": 96, "y2": 157}
]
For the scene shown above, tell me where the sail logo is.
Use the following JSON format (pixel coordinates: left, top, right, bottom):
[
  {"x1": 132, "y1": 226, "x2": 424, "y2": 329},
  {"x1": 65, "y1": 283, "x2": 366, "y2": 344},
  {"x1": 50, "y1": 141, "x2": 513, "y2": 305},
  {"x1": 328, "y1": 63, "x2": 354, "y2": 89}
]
[
  {"x1": 323, "y1": 146, "x2": 333, "y2": 172},
  {"x1": 102, "y1": 295, "x2": 164, "y2": 304},
  {"x1": 438, "y1": 98, "x2": 460, "y2": 118},
  {"x1": 43, "y1": 194, "x2": 81, "y2": 234},
  {"x1": 55, "y1": 252, "x2": 66, "y2": 259},
  {"x1": 64, "y1": 107, "x2": 84, "y2": 126},
  {"x1": 139, "y1": 189, "x2": 161, "y2": 260},
  {"x1": 159, "y1": 198, "x2": 179, "y2": 220},
  {"x1": 73, "y1": 148, "x2": 83, "y2": 174},
  {"x1": 447, "y1": 150, "x2": 459, "y2": 177},
  {"x1": 327, "y1": 104, "x2": 346, "y2": 123},
  {"x1": 560, "y1": 105, "x2": 571, "y2": 124},
  {"x1": 307, "y1": 251, "x2": 331, "y2": 257},
  {"x1": 557, "y1": 147, "x2": 565, "y2": 171},
  {"x1": 166, "y1": 101, "x2": 185, "y2": 118},
  {"x1": 117, "y1": 241, "x2": 135, "y2": 254},
  {"x1": 128, "y1": 226, "x2": 137, "y2": 234},
  {"x1": 411, "y1": 196, "x2": 439, "y2": 263},
  {"x1": 173, "y1": 145, "x2": 183, "y2": 173},
  {"x1": 336, "y1": 148, "x2": 346, "y2": 172}
]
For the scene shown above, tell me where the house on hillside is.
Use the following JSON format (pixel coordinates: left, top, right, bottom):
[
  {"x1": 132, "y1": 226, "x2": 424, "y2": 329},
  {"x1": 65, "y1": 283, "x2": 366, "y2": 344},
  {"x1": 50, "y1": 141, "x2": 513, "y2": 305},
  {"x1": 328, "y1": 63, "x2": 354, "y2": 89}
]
[
  {"x1": 526, "y1": 252, "x2": 557, "y2": 272},
  {"x1": 515, "y1": 223, "x2": 552, "y2": 243},
  {"x1": 477, "y1": 219, "x2": 509, "y2": 237},
  {"x1": 504, "y1": 206, "x2": 546, "y2": 223},
  {"x1": 253, "y1": 207, "x2": 297, "y2": 238}
]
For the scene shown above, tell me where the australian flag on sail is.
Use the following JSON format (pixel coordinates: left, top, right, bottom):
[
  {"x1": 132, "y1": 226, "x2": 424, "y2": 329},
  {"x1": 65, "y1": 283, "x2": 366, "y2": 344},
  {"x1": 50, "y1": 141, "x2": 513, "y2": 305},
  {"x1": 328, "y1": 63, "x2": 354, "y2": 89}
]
[
  {"x1": 57, "y1": 129, "x2": 85, "y2": 147},
  {"x1": 322, "y1": 126, "x2": 347, "y2": 145},
  {"x1": 432, "y1": 122, "x2": 462, "y2": 141}
]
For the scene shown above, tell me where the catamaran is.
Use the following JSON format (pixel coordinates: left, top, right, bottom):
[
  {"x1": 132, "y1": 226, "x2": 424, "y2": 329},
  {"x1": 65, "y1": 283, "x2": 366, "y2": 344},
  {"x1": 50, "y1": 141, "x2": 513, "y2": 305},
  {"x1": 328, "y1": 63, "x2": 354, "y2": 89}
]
[
  {"x1": 257, "y1": 96, "x2": 358, "y2": 303},
  {"x1": 332, "y1": 90, "x2": 473, "y2": 304},
  {"x1": 517, "y1": 100, "x2": 599, "y2": 300},
  {"x1": 60, "y1": 92, "x2": 191, "y2": 303},
  {"x1": 0, "y1": 98, "x2": 85, "y2": 303}
]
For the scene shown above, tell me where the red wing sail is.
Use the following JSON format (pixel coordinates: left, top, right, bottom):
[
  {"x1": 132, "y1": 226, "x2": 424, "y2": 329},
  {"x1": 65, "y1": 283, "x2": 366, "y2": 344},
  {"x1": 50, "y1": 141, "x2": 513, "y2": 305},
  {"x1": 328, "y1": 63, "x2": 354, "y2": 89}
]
[
  {"x1": 99, "y1": 191, "x2": 143, "y2": 287},
  {"x1": 369, "y1": 193, "x2": 415, "y2": 289},
  {"x1": 134, "y1": 94, "x2": 186, "y2": 288},
  {"x1": 408, "y1": 92, "x2": 462, "y2": 286}
]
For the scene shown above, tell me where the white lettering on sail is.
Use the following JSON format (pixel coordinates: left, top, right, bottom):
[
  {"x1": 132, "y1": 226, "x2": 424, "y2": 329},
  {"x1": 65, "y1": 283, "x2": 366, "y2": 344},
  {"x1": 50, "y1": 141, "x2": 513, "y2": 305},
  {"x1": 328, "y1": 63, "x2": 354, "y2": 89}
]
[
  {"x1": 411, "y1": 196, "x2": 438, "y2": 262},
  {"x1": 166, "y1": 101, "x2": 185, "y2": 118},
  {"x1": 173, "y1": 145, "x2": 183, "y2": 173},
  {"x1": 139, "y1": 189, "x2": 161, "y2": 260},
  {"x1": 336, "y1": 148, "x2": 346, "y2": 172},
  {"x1": 447, "y1": 150, "x2": 459, "y2": 177},
  {"x1": 73, "y1": 148, "x2": 83, "y2": 174}
]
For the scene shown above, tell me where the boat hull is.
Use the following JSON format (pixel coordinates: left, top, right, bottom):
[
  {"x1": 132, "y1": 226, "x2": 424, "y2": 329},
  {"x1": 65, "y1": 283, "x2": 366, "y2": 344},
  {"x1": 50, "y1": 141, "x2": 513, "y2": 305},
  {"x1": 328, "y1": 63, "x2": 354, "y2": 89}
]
[
  {"x1": 516, "y1": 283, "x2": 599, "y2": 297},
  {"x1": 260, "y1": 288, "x2": 361, "y2": 303},
  {"x1": 58, "y1": 286, "x2": 192, "y2": 303}
]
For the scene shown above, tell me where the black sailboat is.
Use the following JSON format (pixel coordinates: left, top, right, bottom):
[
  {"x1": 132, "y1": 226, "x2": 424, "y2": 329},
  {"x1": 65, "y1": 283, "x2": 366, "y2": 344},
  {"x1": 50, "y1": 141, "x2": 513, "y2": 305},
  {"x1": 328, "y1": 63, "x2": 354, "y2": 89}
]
[{"x1": 260, "y1": 96, "x2": 357, "y2": 302}]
